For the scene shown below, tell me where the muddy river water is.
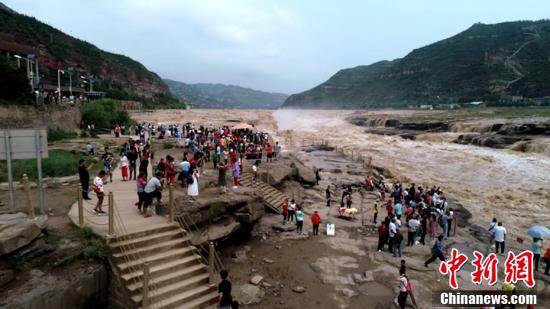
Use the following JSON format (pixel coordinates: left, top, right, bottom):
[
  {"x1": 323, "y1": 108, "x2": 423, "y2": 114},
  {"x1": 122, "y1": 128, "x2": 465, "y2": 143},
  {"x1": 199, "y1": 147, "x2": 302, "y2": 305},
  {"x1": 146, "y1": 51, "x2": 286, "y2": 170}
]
[
  {"x1": 133, "y1": 109, "x2": 550, "y2": 242},
  {"x1": 273, "y1": 109, "x2": 550, "y2": 239}
]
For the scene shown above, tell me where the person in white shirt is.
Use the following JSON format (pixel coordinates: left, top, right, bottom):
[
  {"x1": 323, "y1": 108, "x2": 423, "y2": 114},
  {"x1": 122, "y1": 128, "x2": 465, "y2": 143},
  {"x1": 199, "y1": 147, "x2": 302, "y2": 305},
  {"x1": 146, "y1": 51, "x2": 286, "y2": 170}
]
[
  {"x1": 389, "y1": 219, "x2": 397, "y2": 253},
  {"x1": 397, "y1": 268, "x2": 409, "y2": 309},
  {"x1": 252, "y1": 162, "x2": 258, "y2": 184},
  {"x1": 493, "y1": 222, "x2": 507, "y2": 254},
  {"x1": 93, "y1": 170, "x2": 106, "y2": 214},
  {"x1": 288, "y1": 200, "x2": 297, "y2": 223}
]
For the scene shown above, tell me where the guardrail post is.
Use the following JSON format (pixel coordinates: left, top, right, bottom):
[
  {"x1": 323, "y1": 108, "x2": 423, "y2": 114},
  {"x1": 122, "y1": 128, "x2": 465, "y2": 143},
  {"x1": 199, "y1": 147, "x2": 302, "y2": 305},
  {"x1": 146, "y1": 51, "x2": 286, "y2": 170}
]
[
  {"x1": 108, "y1": 191, "x2": 114, "y2": 235},
  {"x1": 21, "y1": 174, "x2": 34, "y2": 219},
  {"x1": 78, "y1": 184, "x2": 84, "y2": 226},
  {"x1": 169, "y1": 184, "x2": 174, "y2": 223},
  {"x1": 209, "y1": 242, "x2": 215, "y2": 283},
  {"x1": 142, "y1": 263, "x2": 150, "y2": 309}
]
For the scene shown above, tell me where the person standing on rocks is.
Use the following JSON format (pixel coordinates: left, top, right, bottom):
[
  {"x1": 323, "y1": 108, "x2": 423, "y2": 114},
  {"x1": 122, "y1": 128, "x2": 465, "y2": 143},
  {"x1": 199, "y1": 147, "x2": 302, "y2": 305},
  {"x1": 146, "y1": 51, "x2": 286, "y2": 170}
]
[
  {"x1": 407, "y1": 215, "x2": 420, "y2": 246},
  {"x1": 288, "y1": 199, "x2": 297, "y2": 223},
  {"x1": 218, "y1": 161, "x2": 228, "y2": 193},
  {"x1": 377, "y1": 222, "x2": 388, "y2": 252},
  {"x1": 296, "y1": 206, "x2": 304, "y2": 234},
  {"x1": 78, "y1": 159, "x2": 91, "y2": 200},
  {"x1": 232, "y1": 159, "x2": 240, "y2": 189},
  {"x1": 424, "y1": 235, "x2": 445, "y2": 267},
  {"x1": 396, "y1": 268, "x2": 410, "y2": 309},
  {"x1": 282, "y1": 199, "x2": 289, "y2": 224},
  {"x1": 218, "y1": 270, "x2": 233, "y2": 309},
  {"x1": 393, "y1": 230, "x2": 403, "y2": 257},
  {"x1": 493, "y1": 222, "x2": 507, "y2": 255},
  {"x1": 447, "y1": 208, "x2": 454, "y2": 237},
  {"x1": 311, "y1": 211, "x2": 321, "y2": 236},
  {"x1": 326, "y1": 185, "x2": 331, "y2": 207},
  {"x1": 274, "y1": 141, "x2": 281, "y2": 161},
  {"x1": 389, "y1": 217, "x2": 397, "y2": 254}
]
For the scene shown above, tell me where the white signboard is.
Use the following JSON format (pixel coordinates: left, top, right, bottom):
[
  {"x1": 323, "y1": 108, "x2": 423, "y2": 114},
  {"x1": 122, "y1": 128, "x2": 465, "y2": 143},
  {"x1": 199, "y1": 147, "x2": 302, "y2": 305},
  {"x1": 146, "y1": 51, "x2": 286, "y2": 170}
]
[
  {"x1": 326, "y1": 223, "x2": 335, "y2": 236},
  {"x1": 0, "y1": 129, "x2": 48, "y2": 159},
  {"x1": 1, "y1": 128, "x2": 48, "y2": 212}
]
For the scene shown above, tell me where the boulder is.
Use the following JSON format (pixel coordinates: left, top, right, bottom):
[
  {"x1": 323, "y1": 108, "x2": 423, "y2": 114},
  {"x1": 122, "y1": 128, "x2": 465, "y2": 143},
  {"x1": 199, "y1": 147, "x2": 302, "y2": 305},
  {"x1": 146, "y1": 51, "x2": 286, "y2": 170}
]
[
  {"x1": 235, "y1": 284, "x2": 265, "y2": 305},
  {"x1": 289, "y1": 156, "x2": 317, "y2": 186},
  {"x1": 292, "y1": 286, "x2": 306, "y2": 293},
  {"x1": 250, "y1": 275, "x2": 264, "y2": 285},
  {"x1": 0, "y1": 213, "x2": 48, "y2": 255},
  {"x1": 175, "y1": 188, "x2": 264, "y2": 227}
]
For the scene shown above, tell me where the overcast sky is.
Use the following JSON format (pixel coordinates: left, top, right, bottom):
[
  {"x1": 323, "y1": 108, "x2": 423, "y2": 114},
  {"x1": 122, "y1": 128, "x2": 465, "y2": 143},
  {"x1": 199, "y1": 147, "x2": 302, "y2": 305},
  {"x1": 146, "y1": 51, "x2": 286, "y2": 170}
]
[{"x1": 5, "y1": 0, "x2": 550, "y2": 94}]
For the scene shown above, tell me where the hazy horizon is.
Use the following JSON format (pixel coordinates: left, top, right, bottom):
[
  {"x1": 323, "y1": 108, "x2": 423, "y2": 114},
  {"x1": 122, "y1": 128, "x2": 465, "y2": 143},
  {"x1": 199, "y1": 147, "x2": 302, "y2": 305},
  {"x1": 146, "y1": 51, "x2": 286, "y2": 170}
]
[{"x1": 4, "y1": 0, "x2": 550, "y2": 94}]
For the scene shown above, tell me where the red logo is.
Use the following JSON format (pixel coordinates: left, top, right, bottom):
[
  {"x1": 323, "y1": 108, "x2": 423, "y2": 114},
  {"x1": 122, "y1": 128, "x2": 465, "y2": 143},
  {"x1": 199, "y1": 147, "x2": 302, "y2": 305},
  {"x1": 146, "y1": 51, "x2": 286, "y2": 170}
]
[
  {"x1": 439, "y1": 248, "x2": 468, "y2": 289},
  {"x1": 504, "y1": 251, "x2": 535, "y2": 288},
  {"x1": 471, "y1": 251, "x2": 499, "y2": 286}
]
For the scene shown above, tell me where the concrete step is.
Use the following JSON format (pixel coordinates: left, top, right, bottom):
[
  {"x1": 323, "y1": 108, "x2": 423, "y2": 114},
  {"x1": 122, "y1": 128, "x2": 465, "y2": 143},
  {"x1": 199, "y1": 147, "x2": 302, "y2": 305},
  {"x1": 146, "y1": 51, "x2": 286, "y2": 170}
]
[
  {"x1": 117, "y1": 247, "x2": 195, "y2": 274},
  {"x1": 110, "y1": 229, "x2": 185, "y2": 252},
  {"x1": 174, "y1": 290, "x2": 219, "y2": 309},
  {"x1": 143, "y1": 284, "x2": 216, "y2": 309},
  {"x1": 266, "y1": 199, "x2": 284, "y2": 208},
  {"x1": 265, "y1": 192, "x2": 282, "y2": 199},
  {"x1": 121, "y1": 254, "x2": 203, "y2": 283},
  {"x1": 110, "y1": 223, "x2": 179, "y2": 244},
  {"x1": 128, "y1": 265, "x2": 208, "y2": 296},
  {"x1": 112, "y1": 238, "x2": 190, "y2": 262}
]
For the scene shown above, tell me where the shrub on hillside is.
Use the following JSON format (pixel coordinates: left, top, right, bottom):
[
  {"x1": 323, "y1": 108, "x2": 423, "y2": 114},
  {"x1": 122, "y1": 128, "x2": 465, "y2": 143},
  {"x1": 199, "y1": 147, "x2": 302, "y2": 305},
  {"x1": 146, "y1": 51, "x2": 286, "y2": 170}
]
[
  {"x1": 47, "y1": 128, "x2": 77, "y2": 142},
  {"x1": 81, "y1": 99, "x2": 132, "y2": 130}
]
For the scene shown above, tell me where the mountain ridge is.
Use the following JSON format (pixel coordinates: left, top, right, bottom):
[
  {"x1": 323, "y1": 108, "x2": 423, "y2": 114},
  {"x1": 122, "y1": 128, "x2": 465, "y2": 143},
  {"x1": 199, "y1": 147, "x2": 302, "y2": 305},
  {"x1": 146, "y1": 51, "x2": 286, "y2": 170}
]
[
  {"x1": 283, "y1": 20, "x2": 550, "y2": 109},
  {"x1": 164, "y1": 79, "x2": 288, "y2": 109},
  {"x1": 0, "y1": 2, "x2": 177, "y2": 103}
]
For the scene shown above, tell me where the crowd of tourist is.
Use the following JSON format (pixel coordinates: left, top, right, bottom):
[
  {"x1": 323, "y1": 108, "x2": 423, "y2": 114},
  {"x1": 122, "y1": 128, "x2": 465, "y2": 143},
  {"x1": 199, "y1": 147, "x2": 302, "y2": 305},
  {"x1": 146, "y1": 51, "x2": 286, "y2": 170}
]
[{"x1": 76, "y1": 121, "x2": 549, "y2": 309}]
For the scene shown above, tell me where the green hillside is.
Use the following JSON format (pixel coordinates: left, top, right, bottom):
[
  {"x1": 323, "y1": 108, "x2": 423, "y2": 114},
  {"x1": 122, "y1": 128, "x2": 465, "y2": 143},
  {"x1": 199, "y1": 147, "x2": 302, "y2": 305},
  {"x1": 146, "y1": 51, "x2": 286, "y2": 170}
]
[
  {"x1": 0, "y1": 2, "x2": 179, "y2": 104},
  {"x1": 283, "y1": 20, "x2": 550, "y2": 109},
  {"x1": 165, "y1": 79, "x2": 287, "y2": 109}
]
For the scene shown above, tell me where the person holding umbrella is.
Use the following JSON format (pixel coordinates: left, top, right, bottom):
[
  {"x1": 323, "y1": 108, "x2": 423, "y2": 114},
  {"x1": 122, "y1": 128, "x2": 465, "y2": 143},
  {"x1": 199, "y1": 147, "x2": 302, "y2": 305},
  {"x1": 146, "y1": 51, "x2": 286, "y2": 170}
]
[
  {"x1": 532, "y1": 238, "x2": 543, "y2": 272},
  {"x1": 527, "y1": 225, "x2": 550, "y2": 274}
]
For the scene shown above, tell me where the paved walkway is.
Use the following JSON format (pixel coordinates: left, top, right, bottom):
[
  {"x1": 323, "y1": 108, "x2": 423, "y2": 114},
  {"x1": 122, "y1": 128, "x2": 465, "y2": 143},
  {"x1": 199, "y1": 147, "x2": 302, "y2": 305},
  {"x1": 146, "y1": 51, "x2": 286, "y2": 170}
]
[{"x1": 68, "y1": 163, "x2": 169, "y2": 238}]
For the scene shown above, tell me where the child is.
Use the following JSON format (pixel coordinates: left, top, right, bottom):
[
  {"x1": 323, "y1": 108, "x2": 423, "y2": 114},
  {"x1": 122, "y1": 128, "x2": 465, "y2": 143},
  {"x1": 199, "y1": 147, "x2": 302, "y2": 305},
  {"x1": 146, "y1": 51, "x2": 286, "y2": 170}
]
[{"x1": 93, "y1": 170, "x2": 107, "y2": 214}]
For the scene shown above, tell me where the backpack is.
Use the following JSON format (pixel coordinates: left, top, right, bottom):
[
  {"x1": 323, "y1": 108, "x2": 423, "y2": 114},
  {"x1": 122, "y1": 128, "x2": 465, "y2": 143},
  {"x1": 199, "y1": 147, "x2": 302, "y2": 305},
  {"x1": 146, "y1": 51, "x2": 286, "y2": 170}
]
[
  {"x1": 394, "y1": 232, "x2": 403, "y2": 244},
  {"x1": 406, "y1": 280, "x2": 413, "y2": 292}
]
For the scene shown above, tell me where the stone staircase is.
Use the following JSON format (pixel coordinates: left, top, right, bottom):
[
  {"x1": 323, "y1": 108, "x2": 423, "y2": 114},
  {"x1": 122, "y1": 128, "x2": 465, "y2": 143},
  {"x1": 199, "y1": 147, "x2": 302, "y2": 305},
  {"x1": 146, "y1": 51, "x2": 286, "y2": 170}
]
[
  {"x1": 108, "y1": 223, "x2": 218, "y2": 309},
  {"x1": 240, "y1": 172, "x2": 286, "y2": 213}
]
